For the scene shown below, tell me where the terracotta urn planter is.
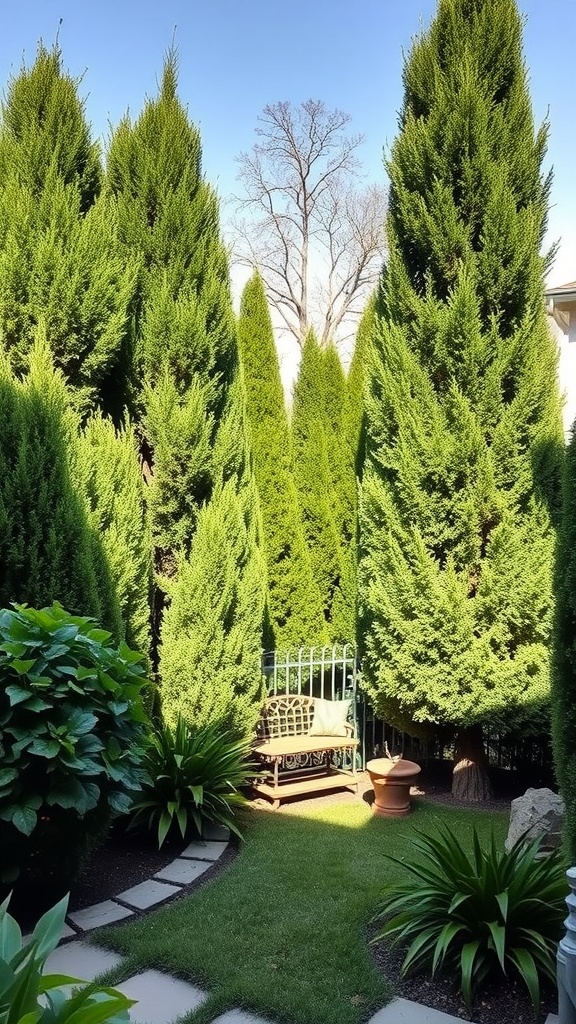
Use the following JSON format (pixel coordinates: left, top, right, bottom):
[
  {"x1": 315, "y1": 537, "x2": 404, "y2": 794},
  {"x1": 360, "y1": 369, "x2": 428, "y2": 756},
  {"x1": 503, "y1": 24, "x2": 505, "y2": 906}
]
[{"x1": 366, "y1": 757, "x2": 421, "y2": 818}]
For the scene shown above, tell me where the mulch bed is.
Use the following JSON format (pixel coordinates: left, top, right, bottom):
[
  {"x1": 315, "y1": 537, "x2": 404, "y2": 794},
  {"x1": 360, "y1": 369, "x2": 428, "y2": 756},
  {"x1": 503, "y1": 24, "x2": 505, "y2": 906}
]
[
  {"x1": 67, "y1": 823, "x2": 239, "y2": 913},
  {"x1": 369, "y1": 929, "x2": 556, "y2": 1024}
]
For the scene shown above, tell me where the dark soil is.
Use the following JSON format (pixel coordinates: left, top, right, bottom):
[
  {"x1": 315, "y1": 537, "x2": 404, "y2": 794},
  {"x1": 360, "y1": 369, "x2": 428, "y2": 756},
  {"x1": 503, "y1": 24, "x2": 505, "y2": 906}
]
[
  {"x1": 369, "y1": 929, "x2": 556, "y2": 1024},
  {"x1": 11, "y1": 822, "x2": 238, "y2": 932},
  {"x1": 67, "y1": 822, "x2": 239, "y2": 914}
]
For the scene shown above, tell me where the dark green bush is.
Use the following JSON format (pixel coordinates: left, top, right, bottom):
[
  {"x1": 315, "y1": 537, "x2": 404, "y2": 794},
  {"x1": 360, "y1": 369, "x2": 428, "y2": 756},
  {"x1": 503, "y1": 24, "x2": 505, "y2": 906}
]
[
  {"x1": 129, "y1": 716, "x2": 254, "y2": 847},
  {"x1": 0, "y1": 891, "x2": 134, "y2": 1024},
  {"x1": 0, "y1": 603, "x2": 150, "y2": 906},
  {"x1": 372, "y1": 827, "x2": 566, "y2": 1011}
]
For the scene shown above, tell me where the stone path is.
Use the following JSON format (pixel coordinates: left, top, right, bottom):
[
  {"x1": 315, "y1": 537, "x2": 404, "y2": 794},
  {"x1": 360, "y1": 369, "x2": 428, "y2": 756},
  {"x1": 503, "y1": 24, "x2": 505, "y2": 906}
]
[{"x1": 41, "y1": 825, "x2": 559, "y2": 1024}]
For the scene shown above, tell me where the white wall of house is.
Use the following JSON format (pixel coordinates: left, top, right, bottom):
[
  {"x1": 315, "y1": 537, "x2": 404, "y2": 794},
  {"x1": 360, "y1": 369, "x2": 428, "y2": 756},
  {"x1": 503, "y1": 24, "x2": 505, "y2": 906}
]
[{"x1": 551, "y1": 313, "x2": 576, "y2": 436}]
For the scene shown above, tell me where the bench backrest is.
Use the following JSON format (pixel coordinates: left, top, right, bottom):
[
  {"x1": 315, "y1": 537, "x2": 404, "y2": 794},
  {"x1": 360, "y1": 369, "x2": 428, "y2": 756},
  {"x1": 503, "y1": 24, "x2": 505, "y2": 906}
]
[{"x1": 257, "y1": 694, "x2": 315, "y2": 740}]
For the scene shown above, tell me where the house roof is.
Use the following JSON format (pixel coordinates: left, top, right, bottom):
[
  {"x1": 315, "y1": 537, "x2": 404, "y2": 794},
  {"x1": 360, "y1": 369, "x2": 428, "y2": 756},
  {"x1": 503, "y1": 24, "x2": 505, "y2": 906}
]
[{"x1": 546, "y1": 280, "x2": 576, "y2": 299}]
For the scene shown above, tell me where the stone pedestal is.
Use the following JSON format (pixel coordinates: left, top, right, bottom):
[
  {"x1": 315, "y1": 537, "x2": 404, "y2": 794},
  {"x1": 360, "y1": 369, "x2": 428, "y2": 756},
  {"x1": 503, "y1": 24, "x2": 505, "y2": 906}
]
[{"x1": 558, "y1": 867, "x2": 576, "y2": 1023}]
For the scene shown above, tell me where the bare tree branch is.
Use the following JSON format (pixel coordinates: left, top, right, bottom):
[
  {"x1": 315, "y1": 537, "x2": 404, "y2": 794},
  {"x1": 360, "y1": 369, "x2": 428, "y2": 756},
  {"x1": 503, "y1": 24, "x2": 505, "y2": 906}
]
[{"x1": 230, "y1": 99, "x2": 387, "y2": 348}]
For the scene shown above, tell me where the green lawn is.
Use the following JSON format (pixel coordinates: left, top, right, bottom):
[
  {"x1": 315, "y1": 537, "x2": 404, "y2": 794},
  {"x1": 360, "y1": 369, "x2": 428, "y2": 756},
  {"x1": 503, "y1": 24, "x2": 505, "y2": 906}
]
[{"x1": 95, "y1": 797, "x2": 507, "y2": 1024}]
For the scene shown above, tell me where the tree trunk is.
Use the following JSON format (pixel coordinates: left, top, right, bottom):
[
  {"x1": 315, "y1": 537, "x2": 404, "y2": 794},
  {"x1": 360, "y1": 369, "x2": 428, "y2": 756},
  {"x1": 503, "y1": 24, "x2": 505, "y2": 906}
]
[{"x1": 452, "y1": 725, "x2": 492, "y2": 802}]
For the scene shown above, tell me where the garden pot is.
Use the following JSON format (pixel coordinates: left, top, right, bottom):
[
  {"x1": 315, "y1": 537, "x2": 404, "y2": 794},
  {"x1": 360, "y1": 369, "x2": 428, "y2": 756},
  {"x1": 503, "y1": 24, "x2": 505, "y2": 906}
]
[{"x1": 366, "y1": 757, "x2": 421, "y2": 818}]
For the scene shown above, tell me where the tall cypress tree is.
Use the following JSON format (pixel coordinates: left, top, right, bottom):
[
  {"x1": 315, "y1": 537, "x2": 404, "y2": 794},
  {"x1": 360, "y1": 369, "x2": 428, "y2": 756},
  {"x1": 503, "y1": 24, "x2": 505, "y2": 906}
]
[
  {"x1": 292, "y1": 332, "x2": 337, "y2": 645},
  {"x1": 321, "y1": 343, "x2": 356, "y2": 644},
  {"x1": 160, "y1": 481, "x2": 265, "y2": 738},
  {"x1": 346, "y1": 295, "x2": 376, "y2": 481},
  {"x1": 0, "y1": 340, "x2": 113, "y2": 625},
  {"x1": 74, "y1": 414, "x2": 152, "y2": 657},
  {"x1": 0, "y1": 45, "x2": 136, "y2": 417},
  {"x1": 106, "y1": 53, "x2": 264, "y2": 730},
  {"x1": 359, "y1": 0, "x2": 563, "y2": 799},
  {"x1": 237, "y1": 271, "x2": 324, "y2": 649}
]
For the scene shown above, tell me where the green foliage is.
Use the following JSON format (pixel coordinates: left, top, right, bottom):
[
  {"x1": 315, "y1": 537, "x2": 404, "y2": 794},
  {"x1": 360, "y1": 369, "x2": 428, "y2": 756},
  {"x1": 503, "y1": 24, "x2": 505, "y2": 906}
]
[
  {"x1": 359, "y1": 0, "x2": 563, "y2": 739},
  {"x1": 0, "y1": 892, "x2": 134, "y2": 1024},
  {"x1": 0, "y1": 603, "x2": 149, "y2": 893},
  {"x1": 159, "y1": 482, "x2": 265, "y2": 738},
  {"x1": 321, "y1": 343, "x2": 357, "y2": 643},
  {"x1": 74, "y1": 413, "x2": 152, "y2": 658},
  {"x1": 129, "y1": 716, "x2": 253, "y2": 847},
  {"x1": 552, "y1": 426, "x2": 576, "y2": 860},
  {"x1": 0, "y1": 342, "x2": 111, "y2": 626},
  {"x1": 372, "y1": 827, "x2": 566, "y2": 1012},
  {"x1": 292, "y1": 332, "x2": 357, "y2": 643},
  {"x1": 0, "y1": 44, "x2": 100, "y2": 207},
  {"x1": 345, "y1": 295, "x2": 376, "y2": 481},
  {"x1": 0, "y1": 45, "x2": 136, "y2": 417},
  {"x1": 107, "y1": 52, "x2": 264, "y2": 701},
  {"x1": 237, "y1": 271, "x2": 324, "y2": 648}
]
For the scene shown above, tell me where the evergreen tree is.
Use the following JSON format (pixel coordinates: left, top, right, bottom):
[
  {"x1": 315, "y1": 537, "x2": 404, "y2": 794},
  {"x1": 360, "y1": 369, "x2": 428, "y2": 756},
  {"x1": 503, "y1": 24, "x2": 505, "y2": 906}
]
[
  {"x1": 552, "y1": 431, "x2": 576, "y2": 860},
  {"x1": 0, "y1": 340, "x2": 116, "y2": 627},
  {"x1": 291, "y1": 332, "x2": 337, "y2": 644},
  {"x1": 359, "y1": 0, "x2": 563, "y2": 799},
  {"x1": 106, "y1": 53, "x2": 264, "y2": 730},
  {"x1": 0, "y1": 45, "x2": 136, "y2": 417},
  {"x1": 160, "y1": 481, "x2": 265, "y2": 738},
  {"x1": 321, "y1": 343, "x2": 356, "y2": 644},
  {"x1": 237, "y1": 271, "x2": 324, "y2": 648},
  {"x1": 345, "y1": 295, "x2": 376, "y2": 480},
  {"x1": 74, "y1": 414, "x2": 152, "y2": 657}
]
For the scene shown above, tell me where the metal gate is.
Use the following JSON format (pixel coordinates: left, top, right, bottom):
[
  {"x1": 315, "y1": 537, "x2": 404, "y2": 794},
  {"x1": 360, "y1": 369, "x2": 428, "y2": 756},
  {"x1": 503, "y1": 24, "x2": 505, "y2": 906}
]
[{"x1": 261, "y1": 645, "x2": 369, "y2": 768}]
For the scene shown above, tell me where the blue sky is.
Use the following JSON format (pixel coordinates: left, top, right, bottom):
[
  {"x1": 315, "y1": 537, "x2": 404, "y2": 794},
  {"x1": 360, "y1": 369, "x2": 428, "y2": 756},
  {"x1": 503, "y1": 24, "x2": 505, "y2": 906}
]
[{"x1": 0, "y1": 0, "x2": 574, "y2": 288}]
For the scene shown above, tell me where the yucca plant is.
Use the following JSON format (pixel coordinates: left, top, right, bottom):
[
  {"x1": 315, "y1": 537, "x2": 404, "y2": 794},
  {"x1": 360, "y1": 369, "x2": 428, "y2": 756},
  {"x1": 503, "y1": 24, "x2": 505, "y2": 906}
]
[
  {"x1": 372, "y1": 827, "x2": 566, "y2": 1011},
  {"x1": 0, "y1": 892, "x2": 134, "y2": 1024},
  {"x1": 128, "y1": 717, "x2": 255, "y2": 847}
]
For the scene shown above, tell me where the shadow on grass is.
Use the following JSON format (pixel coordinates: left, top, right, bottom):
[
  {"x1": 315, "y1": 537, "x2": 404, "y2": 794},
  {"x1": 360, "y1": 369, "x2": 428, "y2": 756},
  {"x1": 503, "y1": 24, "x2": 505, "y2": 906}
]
[{"x1": 92, "y1": 795, "x2": 507, "y2": 1024}]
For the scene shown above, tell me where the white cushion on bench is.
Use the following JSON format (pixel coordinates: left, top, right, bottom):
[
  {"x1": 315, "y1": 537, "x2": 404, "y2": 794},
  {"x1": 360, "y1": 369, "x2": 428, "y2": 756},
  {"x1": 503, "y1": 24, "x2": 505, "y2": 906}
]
[{"x1": 308, "y1": 697, "x2": 351, "y2": 737}]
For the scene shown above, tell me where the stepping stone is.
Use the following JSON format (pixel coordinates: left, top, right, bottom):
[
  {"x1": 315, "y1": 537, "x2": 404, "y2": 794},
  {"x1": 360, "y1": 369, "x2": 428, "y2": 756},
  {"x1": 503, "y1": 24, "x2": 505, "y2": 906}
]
[
  {"x1": 181, "y1": 840, "x2": 227, "y2": 861},
  {"x1": 154, "y1": 858, "x2": 212, "y2": 885},
  {"x1": 117, "y1": 880, "x2": 181, "y2": 910},
  {"x1": 546, "y1": 1016, "x2": 559, "y2": 1024},
  {"x1": 116, "y1": 969, "x2": 207, "y2": 1024},
  {"x1": 201, "y1": 823, "x2": 230, "y2": 841},
  {"x1": 23, "y1": 921, "x2": 76, "y2": 947},
  {"x1": 68, "y1": 900, "x2": 134, "y2": 931},
  {"x1": 212, "y1": 1011, "x2": 275, "y2": 1024},
  {"x1": 368, "y1": 998, "x2": 473, "y2": 1024},
  {"x1": 43, "y1": 941, "x2": 123, "y2": 981}
]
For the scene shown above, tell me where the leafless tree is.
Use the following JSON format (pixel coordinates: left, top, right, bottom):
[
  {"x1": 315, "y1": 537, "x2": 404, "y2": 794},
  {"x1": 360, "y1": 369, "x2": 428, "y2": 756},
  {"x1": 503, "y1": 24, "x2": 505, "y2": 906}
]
[{"x1": 232, "y1": 100, "x2": 386, "y2": 348}]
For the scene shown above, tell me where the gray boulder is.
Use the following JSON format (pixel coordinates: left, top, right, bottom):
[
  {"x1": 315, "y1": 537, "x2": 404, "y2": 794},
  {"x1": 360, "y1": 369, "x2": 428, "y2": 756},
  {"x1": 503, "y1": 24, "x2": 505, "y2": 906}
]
[{"x1": 505, "y1": 786, "x2": 565, "y2": 853}]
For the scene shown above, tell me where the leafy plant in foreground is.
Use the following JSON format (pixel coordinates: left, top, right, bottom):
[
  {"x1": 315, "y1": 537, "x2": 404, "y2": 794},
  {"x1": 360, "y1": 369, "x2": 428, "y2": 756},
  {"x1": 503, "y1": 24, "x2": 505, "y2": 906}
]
[
  {"x1": 0, "y1": 892, "x2": 134, "y2": 1024},
  {"x1": 0, "y1": 603, "x2": 150, "y2": 898},
  {"x1": 372, "y1": 827, "x2": 566, "y2": 1011},
  {"x1": 129, "y1": 717, "x2": 254, "y2": 846}
]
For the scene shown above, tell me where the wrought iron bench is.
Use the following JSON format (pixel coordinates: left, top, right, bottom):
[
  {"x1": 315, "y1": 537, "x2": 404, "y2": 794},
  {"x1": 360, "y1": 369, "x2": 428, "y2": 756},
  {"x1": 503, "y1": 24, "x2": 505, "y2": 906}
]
[{"x1": 251, "y1": 693, "x2": 359, "y2": 808}]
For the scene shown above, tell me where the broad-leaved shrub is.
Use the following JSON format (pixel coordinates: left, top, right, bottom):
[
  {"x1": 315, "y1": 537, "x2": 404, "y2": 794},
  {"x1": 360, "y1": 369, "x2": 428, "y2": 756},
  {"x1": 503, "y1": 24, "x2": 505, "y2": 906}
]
[{"x1": 0, "y1": 603, "x2": 150, "y2": 907}]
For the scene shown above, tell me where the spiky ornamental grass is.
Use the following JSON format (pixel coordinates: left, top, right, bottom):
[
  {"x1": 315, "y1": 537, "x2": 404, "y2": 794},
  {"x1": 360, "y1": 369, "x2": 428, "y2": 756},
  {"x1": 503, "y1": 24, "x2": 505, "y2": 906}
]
[
  {"x1": 372, "y1": 827, "x2": 566, "y2": 1012},
  {"x1": 359, "y1": 0, "x2": 563, "y2": 777},
  {"x1": 129, "y1": 716, "x2": 254, "y2": 846}
]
